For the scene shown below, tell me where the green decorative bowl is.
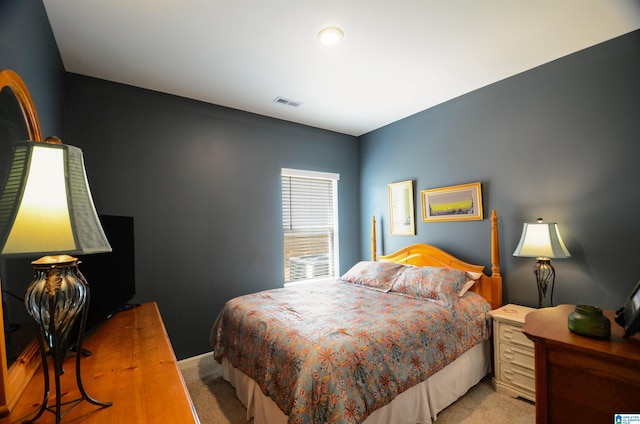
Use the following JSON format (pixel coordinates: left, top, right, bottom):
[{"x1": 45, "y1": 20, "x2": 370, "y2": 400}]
[{"x1": 568, "y1": 305, "x2": 611, "y2": 338}]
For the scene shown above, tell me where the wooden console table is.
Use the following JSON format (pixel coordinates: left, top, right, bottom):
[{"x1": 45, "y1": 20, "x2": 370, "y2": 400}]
[
  {"x1": 0, "y1": 302, "x2": 200, "y2": 423},
  {"x1": 523, "y1": 304, "x2": 640, "y2": 423}
]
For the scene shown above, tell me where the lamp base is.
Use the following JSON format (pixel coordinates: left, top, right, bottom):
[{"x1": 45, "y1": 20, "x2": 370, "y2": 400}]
[
  {"x1": 23, "y1": 255, "x2": 111, "y2": 423},
  {"x1": 534, "y1": 257, "x2": 556, "y2": 308}
]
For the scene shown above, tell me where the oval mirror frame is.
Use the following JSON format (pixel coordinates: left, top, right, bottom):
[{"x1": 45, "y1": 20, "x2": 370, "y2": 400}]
[{"x1": 0, "y1": 69, "x2": 43, "y2": 416}]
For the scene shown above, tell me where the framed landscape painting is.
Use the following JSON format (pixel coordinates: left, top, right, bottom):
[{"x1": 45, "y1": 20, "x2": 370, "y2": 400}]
[
  {"x1": 421, "y1": 182, "x2": 483, "y2": 222},
  {"x1": 388, "y1": 180, "x2": 415, "y2": 235}
]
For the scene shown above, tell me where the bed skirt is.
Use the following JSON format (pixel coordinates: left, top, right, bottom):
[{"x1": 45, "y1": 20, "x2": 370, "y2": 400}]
[{"x1": 221, "y1": 339, "x2": 490, "y2": 424}]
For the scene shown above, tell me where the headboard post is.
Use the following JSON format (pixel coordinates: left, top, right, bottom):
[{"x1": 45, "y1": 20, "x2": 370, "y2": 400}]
[
  {"x1": 371, "y1": 216, "x2": 377, "y2": 261},
  {"x1": 491, "y1": 210, "x2": 501, "y2": 278}
]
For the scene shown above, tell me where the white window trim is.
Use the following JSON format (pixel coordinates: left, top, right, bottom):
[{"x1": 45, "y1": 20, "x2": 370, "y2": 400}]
[{"x1": 282, "y1": 168, "x2": 340, "y2": 182}]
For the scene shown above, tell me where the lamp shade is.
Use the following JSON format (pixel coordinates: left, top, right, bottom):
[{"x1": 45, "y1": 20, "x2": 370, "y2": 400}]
[
  {"x1": 0, "y1": 140, "x2": 111, "y2": 256},
  {"x1": 513, "y1": 220, "x2": 571, "y2": 259}
]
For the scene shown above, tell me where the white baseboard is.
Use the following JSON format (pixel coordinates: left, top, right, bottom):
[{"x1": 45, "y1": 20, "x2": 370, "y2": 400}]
[{"x1": 178, "y1": 351, "x2": 213, "y2": 369}]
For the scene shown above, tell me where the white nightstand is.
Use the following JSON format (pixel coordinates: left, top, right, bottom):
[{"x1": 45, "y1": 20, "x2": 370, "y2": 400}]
[{"x1": 489, "y1": 304, "x2": 536, "y2": 402}]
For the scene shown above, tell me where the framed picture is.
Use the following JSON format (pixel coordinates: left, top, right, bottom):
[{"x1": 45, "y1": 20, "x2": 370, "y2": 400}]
[
  {"x1": 388, "y1": 180, "x2": 415, "y2": 235},
  {"x1": 421, "y1": 182, "x2": 483, "y2": 222}
]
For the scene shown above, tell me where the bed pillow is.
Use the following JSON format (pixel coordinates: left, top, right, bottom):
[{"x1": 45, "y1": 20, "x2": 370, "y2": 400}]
[
  {"x1": 340, "y1": 261, "x2": 407, "y2": 292},
  {"x1": 390, "y1": 265, "x2": 470, "y2": 307},
  {"x1": 459, "y1": 271, "x2": 483, "y2": 297}
]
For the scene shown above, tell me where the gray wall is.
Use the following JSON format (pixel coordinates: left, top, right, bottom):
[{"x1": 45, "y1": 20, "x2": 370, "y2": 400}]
[
  {"x1": 360, "y1": 30, "x2": 640, "y2": 311},
  {"x1": 63, "y1": 75, "x2": 360, "y2": 359}
]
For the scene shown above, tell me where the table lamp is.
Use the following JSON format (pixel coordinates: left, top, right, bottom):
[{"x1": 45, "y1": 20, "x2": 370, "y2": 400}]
[
  {"x1": 513, "y1": 218, "x2": 571, "y2": 308},
  {"x1": 0, "y1": 137, "x2": 112, "y2": 422}
]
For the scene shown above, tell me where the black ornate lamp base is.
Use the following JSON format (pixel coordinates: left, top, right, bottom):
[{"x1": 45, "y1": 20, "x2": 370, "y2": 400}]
[
  {"x1": 534, "y1": 257, "x2": 555, "y2": 308},
  {"x1": 24, "y1": 333, "x2": 112, "y2": 423},
  {"x1": 23, "y1": 256, "x2": 111, "y2": 424}
]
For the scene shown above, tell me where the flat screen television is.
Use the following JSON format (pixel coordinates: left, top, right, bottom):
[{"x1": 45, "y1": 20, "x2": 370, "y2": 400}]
[{"x1": 69, "y1": 214, "x2": 136, "y2": 350}]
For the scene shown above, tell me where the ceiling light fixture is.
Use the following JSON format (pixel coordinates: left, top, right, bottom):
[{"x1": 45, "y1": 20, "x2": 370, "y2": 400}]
[{"x1": 318, "y1": 27, "x2": 344, "y2": 46}]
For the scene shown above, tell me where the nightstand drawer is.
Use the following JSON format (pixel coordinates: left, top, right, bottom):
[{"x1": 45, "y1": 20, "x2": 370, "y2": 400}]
[
  {"x1": 498, "y1": 322, "x2": 533, "y2": 349},
  {"x1": 498, "y1": 342, "x2": 534, "y2": 371},
  {"x1": 496, "y1": 360, "x2": 535, "y2": 399}
]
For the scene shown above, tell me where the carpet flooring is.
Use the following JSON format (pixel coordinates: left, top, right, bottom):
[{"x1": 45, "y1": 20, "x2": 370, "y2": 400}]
[{"x1": 179, "y1": 352, "x2": 535, "y2": 424}]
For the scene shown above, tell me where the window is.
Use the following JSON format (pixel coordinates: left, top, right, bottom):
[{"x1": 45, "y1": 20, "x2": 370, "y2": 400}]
[{"x1": 282, "y1": 168, "x2": 339, "y2": 284}]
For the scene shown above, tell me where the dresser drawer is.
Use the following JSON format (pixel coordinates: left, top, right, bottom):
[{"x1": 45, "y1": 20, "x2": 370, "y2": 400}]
[
  {"x1": 496, "y1": 360, "x2": 535, "y2": 399},
  {"x1": 498, "y1": 342, "x2": 534, "y2": 371},
  {"x1": 498, "y1": 322, "x2": 534, "y2": 349}
]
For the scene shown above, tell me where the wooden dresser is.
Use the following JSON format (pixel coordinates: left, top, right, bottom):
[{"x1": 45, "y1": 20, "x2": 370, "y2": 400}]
[
  {"x1": 0, "y1": 302, "x2": 200, "y2": 423},
  {"x1": 523, "y1": 304, "x2": 640, "y2": 423}
]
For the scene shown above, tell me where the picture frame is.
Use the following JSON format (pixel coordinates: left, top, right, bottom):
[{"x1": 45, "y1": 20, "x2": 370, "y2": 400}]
[
  {"x1": 388, "y1": 180, "x2": 415, "y2": 235},
  {"x1": 421, "y1": 182, "x2": 483, "y2": 222}
]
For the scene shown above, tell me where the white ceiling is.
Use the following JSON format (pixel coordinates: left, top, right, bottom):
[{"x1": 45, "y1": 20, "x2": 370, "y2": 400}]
[{"x1": 42, "y1": 1, "x2": 640, "y2": 137}]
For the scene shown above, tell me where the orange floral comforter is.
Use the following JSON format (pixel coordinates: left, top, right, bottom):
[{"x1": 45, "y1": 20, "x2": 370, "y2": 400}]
[{"x1": 210, "y1": 280, "x2": 491, "y2": 424}]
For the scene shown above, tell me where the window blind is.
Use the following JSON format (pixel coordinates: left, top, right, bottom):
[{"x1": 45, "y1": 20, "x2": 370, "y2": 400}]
[{"x1": 282, "y1": 168, "x2": 339, "y2": 283}]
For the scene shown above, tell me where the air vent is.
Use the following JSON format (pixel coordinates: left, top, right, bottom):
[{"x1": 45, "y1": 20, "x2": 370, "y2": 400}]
[{"x1": 274, "y1": 96, "x2": 302, "y2": 108}]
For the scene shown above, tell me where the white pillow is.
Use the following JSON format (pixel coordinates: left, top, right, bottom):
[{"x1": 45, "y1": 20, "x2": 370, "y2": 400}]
[{"x1": 459, "y1": 271, "x2": 483, "y2": 297}]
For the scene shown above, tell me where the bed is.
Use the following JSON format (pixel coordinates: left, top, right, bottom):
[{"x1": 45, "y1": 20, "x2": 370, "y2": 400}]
[{"x1": 210, "y1": 210, "x2": 502, "y2": 424}]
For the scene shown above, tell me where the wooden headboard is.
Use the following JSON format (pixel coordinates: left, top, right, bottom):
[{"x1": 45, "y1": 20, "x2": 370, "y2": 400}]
[{"x1": 371, "y1": 210, "x2": 503, "y2": 310}]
